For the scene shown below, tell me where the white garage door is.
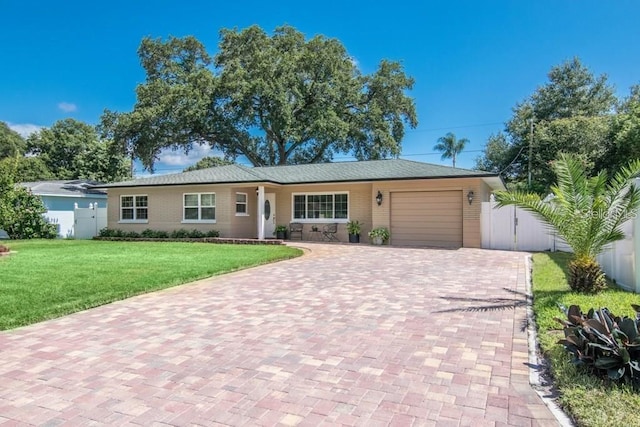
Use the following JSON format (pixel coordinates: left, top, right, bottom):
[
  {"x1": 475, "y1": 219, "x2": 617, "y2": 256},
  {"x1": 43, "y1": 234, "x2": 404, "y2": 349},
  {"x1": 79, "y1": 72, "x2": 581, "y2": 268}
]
[{"x1": 390, "y1": 191, "x2": 463, "y2": 248}]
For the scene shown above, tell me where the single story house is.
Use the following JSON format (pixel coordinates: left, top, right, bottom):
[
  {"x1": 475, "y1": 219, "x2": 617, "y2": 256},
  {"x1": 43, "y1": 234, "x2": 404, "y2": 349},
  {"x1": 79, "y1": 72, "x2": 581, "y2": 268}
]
[
  {"x1": 20, "y1": 180, "x2": 107, "y2": 238},
  {"x1": 95, "y1": 159, "x2": 505, "y2": 248}
]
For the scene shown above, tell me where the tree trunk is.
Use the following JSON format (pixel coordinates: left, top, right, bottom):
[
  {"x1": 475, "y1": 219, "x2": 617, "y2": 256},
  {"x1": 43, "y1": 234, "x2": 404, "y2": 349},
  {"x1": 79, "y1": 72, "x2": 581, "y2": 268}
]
[{"x1": 568, "y1": 256, "x2": 606, "y2": 293}]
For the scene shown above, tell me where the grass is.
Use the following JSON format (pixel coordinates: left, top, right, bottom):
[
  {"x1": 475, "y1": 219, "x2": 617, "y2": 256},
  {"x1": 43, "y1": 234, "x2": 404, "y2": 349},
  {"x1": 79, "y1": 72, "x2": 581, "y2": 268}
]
[
  {"x1": 532, "y1": 252, "x2": 640, "y2": 427},
  {"x1": 0, "y1": 239, "x2": 302, "y2": 330}
]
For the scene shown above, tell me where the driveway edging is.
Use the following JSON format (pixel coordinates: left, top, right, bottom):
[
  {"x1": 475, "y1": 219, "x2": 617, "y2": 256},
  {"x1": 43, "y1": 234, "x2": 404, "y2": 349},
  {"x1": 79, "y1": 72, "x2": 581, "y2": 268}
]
[{"x1": 525, "y1": 255, "x2": 575, "y2": 427}]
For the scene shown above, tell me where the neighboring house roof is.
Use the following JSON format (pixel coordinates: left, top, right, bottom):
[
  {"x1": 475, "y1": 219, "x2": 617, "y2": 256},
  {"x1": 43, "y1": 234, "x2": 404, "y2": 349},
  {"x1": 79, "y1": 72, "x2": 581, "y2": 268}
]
[
  {"x1": 95, "y1": 159, "x2": 505, "y2": 190},
  {"x1": 21, "y1": 179, "x2": 107, "y2": 198}
]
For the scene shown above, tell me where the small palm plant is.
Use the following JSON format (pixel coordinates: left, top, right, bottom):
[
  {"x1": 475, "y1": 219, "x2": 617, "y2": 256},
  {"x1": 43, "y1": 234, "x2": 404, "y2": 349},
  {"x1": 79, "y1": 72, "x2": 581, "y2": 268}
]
[{"x1": 495, "y1": 153, "x2": 640, "y2": 293}]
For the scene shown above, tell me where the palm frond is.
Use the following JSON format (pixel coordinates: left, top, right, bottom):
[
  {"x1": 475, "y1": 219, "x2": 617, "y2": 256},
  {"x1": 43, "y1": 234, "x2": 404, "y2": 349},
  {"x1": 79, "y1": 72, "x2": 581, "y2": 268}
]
[{"x1": 496, "y1": 154, "x2": 640, "y2": 261}]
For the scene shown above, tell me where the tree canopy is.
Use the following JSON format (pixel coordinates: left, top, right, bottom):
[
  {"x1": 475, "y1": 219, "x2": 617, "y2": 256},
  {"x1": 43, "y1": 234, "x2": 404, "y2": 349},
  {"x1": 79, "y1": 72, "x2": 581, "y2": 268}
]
[
  {"x1": 0, "y1": 122, "x2": 26, "y2": 159},
  {"x1": 100, "y1": 25, "x2": 418, "y2": 171},
  {"x1": 475, "y1": 58, "x2": 620, "y2": 193},
  {"x1": 26, "y1": 118, "x2": 130, "y2": 182},
  {"x1": 600, "y1": 88, "x2": 640, "y2": 175},
  {"x1": 183, "y1": 156, "x2": 234, "y2": 172}
]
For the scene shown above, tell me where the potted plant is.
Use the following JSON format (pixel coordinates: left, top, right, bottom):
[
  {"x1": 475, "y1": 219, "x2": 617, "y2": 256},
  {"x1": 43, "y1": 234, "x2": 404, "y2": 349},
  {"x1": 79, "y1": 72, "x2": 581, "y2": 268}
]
[
  {"x1": 368, "y1": 227, "x2": 390, "y2": 245},
  {"x1": 274, "y1": 225, "x2": 288, "y2": 240},
  {"x1": 346, "y1": 220, "x2": 362, "y2": 243}
]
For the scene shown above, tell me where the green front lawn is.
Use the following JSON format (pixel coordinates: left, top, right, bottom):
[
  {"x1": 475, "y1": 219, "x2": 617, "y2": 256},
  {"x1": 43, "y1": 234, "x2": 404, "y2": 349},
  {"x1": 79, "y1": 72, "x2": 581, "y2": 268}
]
[
  {"x1": 0, "y1": 240, "x2": 302, "y2": 330},
  {"x1": 532, "y1": 252, "x2": 640, "y2": 427}
]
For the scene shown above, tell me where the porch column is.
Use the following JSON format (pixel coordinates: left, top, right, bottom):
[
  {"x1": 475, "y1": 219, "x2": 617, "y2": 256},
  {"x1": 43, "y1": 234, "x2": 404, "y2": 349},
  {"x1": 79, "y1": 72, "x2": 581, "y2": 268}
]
[{"x1": 257, "y1": 185, "x2": 265, "y2": 240}]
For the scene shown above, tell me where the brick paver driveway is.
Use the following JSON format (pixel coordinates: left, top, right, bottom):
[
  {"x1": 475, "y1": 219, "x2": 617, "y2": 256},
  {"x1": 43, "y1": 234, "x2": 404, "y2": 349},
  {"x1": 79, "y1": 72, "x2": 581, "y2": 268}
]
[{"x1": 0, "y1": 244, "x2": 560, "y2": 426}]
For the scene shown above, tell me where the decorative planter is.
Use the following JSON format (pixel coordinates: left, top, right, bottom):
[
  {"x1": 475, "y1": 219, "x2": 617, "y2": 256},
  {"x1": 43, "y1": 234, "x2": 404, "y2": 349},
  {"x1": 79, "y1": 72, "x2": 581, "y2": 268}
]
[
  {"x1": 371, "y1": 236, "x2": 384, "y2": 245},
  {"x1": 276, "y1": 231, "x2": 287, "y2": 240},
  {"x1": 348, "y1": 233, "x2": 360, "y2": 243}
]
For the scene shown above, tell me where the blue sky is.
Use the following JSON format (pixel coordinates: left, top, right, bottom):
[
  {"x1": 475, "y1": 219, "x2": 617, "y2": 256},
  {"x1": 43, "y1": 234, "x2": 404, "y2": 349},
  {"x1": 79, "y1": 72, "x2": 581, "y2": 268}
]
[{"x1": 1, "y1": 0, "x2": 638, "y2": 174}]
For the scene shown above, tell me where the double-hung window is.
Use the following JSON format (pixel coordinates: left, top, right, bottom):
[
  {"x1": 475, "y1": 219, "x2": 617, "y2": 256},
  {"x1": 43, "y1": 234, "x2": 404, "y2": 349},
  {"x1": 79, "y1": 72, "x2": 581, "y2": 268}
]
[
  {"x1": 183, "y1": 193, "x2": 216, "y2": 222},
  {"x1": 292, "y1": 193, "x2": 348, "y2": 221},
  {"x1": 120, "y1": 195, "x2": 148, "y2": 222},
  {"x1": 235, "y1": 192, "x2": 248, "y2": 215}
]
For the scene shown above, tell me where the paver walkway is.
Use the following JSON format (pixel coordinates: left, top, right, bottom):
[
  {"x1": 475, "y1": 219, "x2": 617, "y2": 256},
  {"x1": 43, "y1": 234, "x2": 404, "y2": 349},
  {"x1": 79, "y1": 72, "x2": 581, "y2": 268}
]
[{"x1": 0, "y1": 244, "x2": 560, "y2": 426}]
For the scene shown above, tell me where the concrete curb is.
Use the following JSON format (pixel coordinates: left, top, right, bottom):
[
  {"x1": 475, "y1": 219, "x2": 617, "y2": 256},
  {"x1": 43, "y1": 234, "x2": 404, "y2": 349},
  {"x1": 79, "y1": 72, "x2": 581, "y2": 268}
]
[{"x1": 524, "y1": 255, "x2": 575, "y2": 427}]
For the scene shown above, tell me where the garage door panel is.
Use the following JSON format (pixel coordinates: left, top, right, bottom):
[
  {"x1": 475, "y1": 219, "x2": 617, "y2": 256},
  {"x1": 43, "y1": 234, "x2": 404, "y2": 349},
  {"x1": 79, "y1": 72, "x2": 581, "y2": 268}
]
[
  {"x1": 403, "y1": 214, "x2": 460, "y2": 222},
  {"x1": 391, "y1": 191, "x2": 462, "y2": 248},
  {"x1": 404, "y1": 223, "x2": 461, "y2": 232},
  {"x1": 396, "y1": 207, "x2": 461, "y2": 215}
]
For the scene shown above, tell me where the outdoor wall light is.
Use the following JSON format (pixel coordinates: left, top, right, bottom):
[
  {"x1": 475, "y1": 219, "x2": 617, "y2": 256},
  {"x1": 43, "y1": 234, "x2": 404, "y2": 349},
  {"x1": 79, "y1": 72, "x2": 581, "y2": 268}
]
[
  {"x1": 376, "y1": 190, "x2": 383, "y2": 206},
  {"x1": 467, "y1": 190, "x2": 474, "y2": 205}
]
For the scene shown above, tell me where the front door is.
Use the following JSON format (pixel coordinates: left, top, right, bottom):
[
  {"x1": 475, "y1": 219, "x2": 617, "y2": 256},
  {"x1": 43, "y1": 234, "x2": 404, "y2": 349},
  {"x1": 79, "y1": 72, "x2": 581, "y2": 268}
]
[{"x1": 264, "y1": 193, "x2": 276, "y2": 238}]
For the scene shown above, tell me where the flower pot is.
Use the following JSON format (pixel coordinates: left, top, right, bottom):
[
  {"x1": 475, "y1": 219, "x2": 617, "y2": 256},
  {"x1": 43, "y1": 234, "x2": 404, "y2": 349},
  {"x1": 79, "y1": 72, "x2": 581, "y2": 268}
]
[
  {"x1": 348, "y1": 233, "x2": 360, "y2": 243},
  {"x1": 371, "y1": 236, "x2": 383, "y2": 245},
  {"x1": 276, "y1": 231, "x2": 286, "y2": 240}
]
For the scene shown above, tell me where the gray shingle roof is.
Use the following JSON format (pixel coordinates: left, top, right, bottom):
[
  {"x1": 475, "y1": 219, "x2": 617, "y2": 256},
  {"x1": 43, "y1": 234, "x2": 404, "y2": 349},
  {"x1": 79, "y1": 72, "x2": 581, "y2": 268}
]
[
  {"x1": 21, "y1": 180, "x2": 107, "y2": 197},
  {"x1": 254, "y1": 159, "x2": 495, "y2": 184},
  {"x1": 96, "y1": 159, "x2": 501, "y2": 189},
  {"x1": 98, "y1": 165, "x2": 263, "y2": 188}
]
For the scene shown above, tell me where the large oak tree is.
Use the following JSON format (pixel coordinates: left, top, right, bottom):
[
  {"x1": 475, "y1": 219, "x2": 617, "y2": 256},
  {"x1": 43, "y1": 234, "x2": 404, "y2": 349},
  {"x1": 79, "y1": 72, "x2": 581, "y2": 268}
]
[{"x1": 100, "y1": 25, "x2": 418, "y2": 171}]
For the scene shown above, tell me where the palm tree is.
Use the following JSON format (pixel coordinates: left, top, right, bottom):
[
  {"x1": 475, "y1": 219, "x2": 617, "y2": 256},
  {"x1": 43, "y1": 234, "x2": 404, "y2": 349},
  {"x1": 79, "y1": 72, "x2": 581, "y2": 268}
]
[
  {"x1": 495, "y1": 153, "x2": 640, "y2": 293},
  {"x1": 434, "y1": 132, "x2": 469, "y2": 168}
]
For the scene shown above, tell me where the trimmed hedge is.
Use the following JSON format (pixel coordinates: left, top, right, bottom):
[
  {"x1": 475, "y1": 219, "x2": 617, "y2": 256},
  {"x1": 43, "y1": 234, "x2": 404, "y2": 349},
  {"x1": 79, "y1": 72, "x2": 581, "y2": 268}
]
[
  {"x1": 95, "y1": 228, "x2": 283, "y2": 245},
  {"x1": 99, "y1": 228, "x2": 219, "y2": 239}
]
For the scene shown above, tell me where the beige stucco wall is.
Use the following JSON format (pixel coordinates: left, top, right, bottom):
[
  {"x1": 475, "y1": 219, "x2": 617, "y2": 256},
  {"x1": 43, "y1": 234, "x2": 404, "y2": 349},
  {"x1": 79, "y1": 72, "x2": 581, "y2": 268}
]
[
  {"x1": 230, "y1": 186, "x2": 258, "y2": 238},
  {"x1": 106, "y1": 184, "x2": 260, "y2": 238},
  {"x1": 270, "y1": 182, "x2": 373, "y2": 242},
  {"x1": 372, "y1": 177, "x2": 493, "y2": 248}
]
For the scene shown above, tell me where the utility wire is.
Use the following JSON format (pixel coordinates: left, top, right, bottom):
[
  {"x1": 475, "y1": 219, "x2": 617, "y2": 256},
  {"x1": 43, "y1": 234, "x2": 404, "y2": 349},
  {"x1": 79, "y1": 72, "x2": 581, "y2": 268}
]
[
  {"x1": 404, "y1": 122, "x2": 504, "y2": 133},
  {"x1": 498, "y1": 144, "x2": 527, "y2": 175}
]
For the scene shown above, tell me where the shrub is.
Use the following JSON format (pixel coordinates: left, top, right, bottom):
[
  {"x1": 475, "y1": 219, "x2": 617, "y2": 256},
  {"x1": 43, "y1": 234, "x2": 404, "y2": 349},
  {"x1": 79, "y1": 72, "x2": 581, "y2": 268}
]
[
  {"x1": 99, "y1": 228, "x2": 127, "y2": 238},
  {"x1": 1, "y1": 187, "x2": 57, "y2": 239},
  {"x1": 205, "y1": 230, "x2": 220, "y2": 238},
  {"x1": 155, "y1": 230, "x2": 169, "y2": 238},
  {"x1": 556, "y1": 304, "x2": 640, "y2": 388},
  {"x1": 99, "y1": 228, "x2": 116, "y2": 237},
  {"x1": 368, "y1": 227, "x2": 390, "y2": 241},
  {"x1": 188, "y1": 229, "x2": 205, "y2": 238},
  {"x1": 170, "y1": 229, "x2": 190, "y2": 238},
  {"x1": 0, "y1": 160, "x2": 57, "y2": 239},
  {"x1": 141, "y1": 229, "x2": 157, "y2": 238}
]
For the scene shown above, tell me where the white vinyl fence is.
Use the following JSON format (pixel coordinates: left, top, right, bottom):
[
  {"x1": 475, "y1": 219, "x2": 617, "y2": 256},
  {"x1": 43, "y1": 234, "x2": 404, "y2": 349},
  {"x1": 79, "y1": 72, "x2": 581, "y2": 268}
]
[
  {"x1": 73, "y1": 203, "x2": 107, "y2": 239},
  {"x1": 481, "y1": 200, "x2": 640, "y2": 294}
]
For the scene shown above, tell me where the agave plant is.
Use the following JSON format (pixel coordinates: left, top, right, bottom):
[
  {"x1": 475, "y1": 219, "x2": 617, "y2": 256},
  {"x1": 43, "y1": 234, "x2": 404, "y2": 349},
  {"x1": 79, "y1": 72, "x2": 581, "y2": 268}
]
[
  {"x1": 556, "y1": 304, "x2": 640, "y2": 386},
  {"x1": 495, "y1": 154, "x2": 640, "y2": 293}
]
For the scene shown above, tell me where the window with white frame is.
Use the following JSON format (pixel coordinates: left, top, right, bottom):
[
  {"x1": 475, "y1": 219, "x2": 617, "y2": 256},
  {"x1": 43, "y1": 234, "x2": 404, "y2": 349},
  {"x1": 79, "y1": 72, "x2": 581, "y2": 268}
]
[
  {"x1": 292, "y1": 193, "x2": 348, "y2": 220},
  {"x1": 235, "y1": 192, "x2": 248, "y2": 215},
  {"x1": 120, "y1": 195, "x2": 148, "y2": 221},
  {"x1": 183, "y1": 193, "x2": 215, "y2": 221}
]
